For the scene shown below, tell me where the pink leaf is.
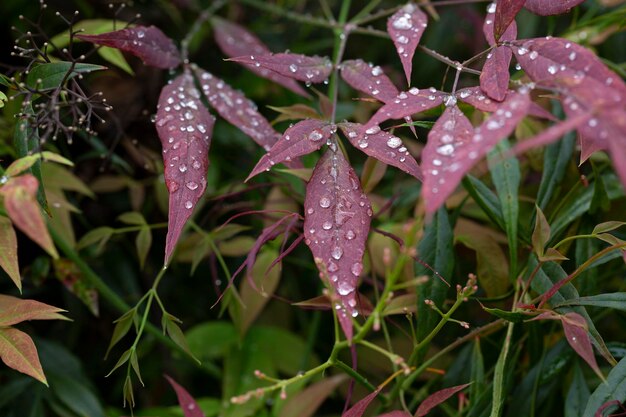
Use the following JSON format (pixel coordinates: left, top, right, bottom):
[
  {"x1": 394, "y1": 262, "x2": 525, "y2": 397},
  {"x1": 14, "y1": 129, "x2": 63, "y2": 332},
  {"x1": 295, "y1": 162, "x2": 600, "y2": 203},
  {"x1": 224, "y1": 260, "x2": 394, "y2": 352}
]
[
  {"x1": 247, "y1": 119, "x2": 336, "y2": 180},
  {"x1": 492, "y1": 1, "x2": 524, "y2": 41},
  {"x1": 387, "y1": 3, "x2": 428, "y2": 84},
  {"x1": 342, "y1": 387, "x2": 382, "y2": 417},
  {"x1": 377, "y1": 412, "x2": 411, "y2": 417},
  {"x1": 340, "y1": 59, "x2": 399, "y2": 103},
  {"x1": 228, "y1": 53, "x2": 332, "y2": 84},
  {"x1": 513, "y1": 110, "x2": 592, "y2": 155},
  {"x1": 607, "y1": 115, "x2": 626, "y2": 189},
  {"x1": 211, "y1": 17, "x2": 309, "y2": 98},
  {"x1": 155, "y1": 72, "x2": 215, "y2": 264},
  {"x1": 164, "y1": 375, "x2": 205, "y2": 417},
  {"x1": 77, "y1": 26, "x2": 180, "y2": 69},
  {"x1": 304, "y1": 149, "x2": 372, "y2": 340},
  {"x1": 414, "y1": 383, "x2": 471, "y2": 417},
  {"x1": 339, "y1": 122, "x2": 422, "y2": 180},
  {"x1": 481, "y1": 4, "x2": 517, "y2": 101},
  {"x1": 456, "y1": 87, "x2": 554, "y2": 120},
  {"x1": 193, "y1": 67, "x2": 279, "y2": 152},
  {"x1": 422, "y1": 90, "x2": 530, "y2": 214},
  {"x1": 560, "y1": 313, "x2": 604, "y2": 381},
  {"x1": 365, "y1": 88, "x2": 445, "y2": 128},
  {"x1": 524, "y1": 0, "x2": 585, "y2": 16}
]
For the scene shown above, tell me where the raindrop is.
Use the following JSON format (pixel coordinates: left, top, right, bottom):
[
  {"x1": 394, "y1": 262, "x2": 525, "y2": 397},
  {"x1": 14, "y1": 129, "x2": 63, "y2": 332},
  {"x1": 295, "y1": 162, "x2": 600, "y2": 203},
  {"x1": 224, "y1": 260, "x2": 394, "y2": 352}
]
[
  {"x1": 436, "y1": 144, "x2": 454, "y2": 156},
  {"x1": 186, "y1": 181, "x2": 198, "y2": 190},
  {"x1": 289, "y1": 64, "x2": 298, "y2": 73},
  {"x1": 328, "y1": 262, "x2": 339, "y2": 272},
  {"x1": 487, "y1": 2, "x2": 496, "y2": 13},
  {"x1": 179, "y1": 164, "x2": 188, "y2": 173},
  {"x1": 345, "y1": 230, "x2": 355, "y2": 240},
  {"x1": 319, "y1": 197, "x2": 331, "y2": 208},
  {"x1": 529, "y1": 51, "x2": 538, "y2": 60},
  {"x1": 332, "y1": 246, "x2": 343, "y2": 260},
  {"x1": 351, "y1": 263, "x2": 363, "y2": 276},
  {"x1": 547, "y1": 65, "x2": 557, "y2": 75},
  {"x1": 392, "y1": 16, "x2": 413, "y2": 30},
  {"x1": 322, "y1": 221, "x2": 332, "y2": 230},
  {"x1": 365, "y1": 126, "x2": 380, "y2": 135},
  {"x1": 185, "y1": 200, "x2": 193, "y2": 209},
  {"x1": 337, "y1": 281, "x2": 353, "y2": 295},
  {"x1": 387, "y1": 136, "x2": 402, "y2": 149},
  {"x1": 371, "y1": 66, "x2": 383, "y2": 76},
  {"x1": 309, "y1": 130, "x2": 324, "y2": 141},
  {"x1": 409, "y1": 87, "x2": 420, "y2": 95}
]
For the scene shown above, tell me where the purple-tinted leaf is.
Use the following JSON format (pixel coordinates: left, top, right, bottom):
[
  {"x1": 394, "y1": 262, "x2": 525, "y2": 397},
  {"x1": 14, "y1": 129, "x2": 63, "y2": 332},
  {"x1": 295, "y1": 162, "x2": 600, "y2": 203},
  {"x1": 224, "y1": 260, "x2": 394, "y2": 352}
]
[
  {"x1": 561, "y1": 313, "x2": 604, "y2": 381},
  {"x1": 164, "y1": 375, "x2": 205, "y2": 417},
  {"x1": 211, "y1": 17, "x2": 309, "y2": 98},
  {"x1": 155, "y1": 72, "x2": 215, "y2": 264},
  {"x1": 365, "y1": 88, "x2": 445, "y2": 128},
  {"x1": 193, "y1": 67, "x2": 279, "y2": 151},
  {"x1": 513, "y1": 110, "x2": 592, "y2": 155},
  {"x1": 77, "y1": 26, "x2": 180, "y2": 69},
  {"x1": 339, "y1": 122, "x2": 422, "y2": 181},
  {"x1": 524, "y1": 0, "x2": 585, "y2": 16},
  {"x1": 228, "y1": 53, "x2": 332, "y2": 84},
  {"x1": 481, "y1": 4, "x2": 517, "y2": 101},
  {"x1": 422, "y1": 90, "x2": 530, "y2": 214},
  {"x1": 387, "y1": 3, "x2": 428, "y2": 84},
  {"x1": 607, "y1": 115, "x2": 626, "y2": 190},
  {"x1": 414, "y1": 383, "x2": 471, "y2": 417},
  {"x1": 247, "y1": 119, "x2": 336, "y2": 180},
  {"x1": 492, "y1": 1, "x2": 524, "y2": 41},
  {"x1": 304, "y1": 149, "x2": 372, "y2": 340},
  {"x1": 342, "y1": 387, "x2": 382, "y2": 417},
  {"x1": 456, "y1": 87, "x2": 554, "y2": 120},
  {"x1": 340, "y1": 59, "x2": 399, "y2": 103}
]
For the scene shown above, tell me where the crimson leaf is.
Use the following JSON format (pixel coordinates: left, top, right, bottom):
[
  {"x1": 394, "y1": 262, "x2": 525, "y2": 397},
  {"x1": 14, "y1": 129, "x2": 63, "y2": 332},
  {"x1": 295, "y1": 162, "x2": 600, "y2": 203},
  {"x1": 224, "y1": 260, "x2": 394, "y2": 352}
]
[
  {"x1": 193, "y1": 66, "x2": 279, "y2": 151},
  {"x1": 211, "y1": 17, "x2": 309, "y2": 97},
  {"x1": 340, "y1": 59, "x2": 399, "y2": 103},
  {"x1": 228, "y1": 53, "x2": 332, "y2": 84},
  {"x1": 164, "y1": 375, "x2": 205, "y2": 417},
  {"x1": 414, "y1": 383, "x2": 471, "y2": 417},
  {"x1": 342, "y1": 387, "x2": 382, "y2": 417},
  {"x1": 561, "y1": 313, "x2": 604, "y2": 381},
  {"x1": 77, "y1": 25, "x2": 180, "y2": 69},
  {"x1": 304, "y1": 149, "x2": 372, "y2": 340},
  {"x1": 456, "y1": 87, "x2": 554, "y2": 120},
  {"x1": 481, "y1": 3, "x2": 517, "y2": 101},
  {"x1": 247, "y1": 119, "x2": 336, "y2": 180},
  {"x1": 524, "y1": 0, "x2": 585, "y2": 16},
  {"x1": 492, "y1": 1, "x2": 524, "y2": 41},
  {"x1": 387, "y1": 3, "x2": 428, "y2": 84},
  {"x1": 365, "y1": 87, "x2": 445, "y2": 127},
  {"x1": 155, "y1": 72, "x2": 215, "y2": 264},
  {"x1": 339, "y1": 122, "x2": 422, "y2": 181}
]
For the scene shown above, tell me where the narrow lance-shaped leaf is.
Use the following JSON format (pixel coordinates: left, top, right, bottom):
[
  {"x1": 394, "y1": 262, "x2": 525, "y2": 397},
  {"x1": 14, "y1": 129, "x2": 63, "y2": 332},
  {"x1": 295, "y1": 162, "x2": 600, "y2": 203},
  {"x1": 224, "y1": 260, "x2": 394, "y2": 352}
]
[
  {"x1": 0, "y1": 217, "x2": 20, "y2": 290},
  {"x1": 342, "y1": 386, "x2": 382, "y2": 417},
  {"x1": 193, "y1": 67, "x2": 279, "y2": 151},
  {"x1": 455, "y1": 87, "x2": 553, "y2": 120},
  {"x1": 155, "y1": 72, "x2": 215, "y2": 264},
  {"x1": 247, "y1": 119, "x2": 336, "y2": 180},
  {"x1": 77, "y1": 26, "x2": 181, "y2": 69},
  {"x1": 365, "y1": 87, "x2": 445, "y2": 128},
  {"x1": 228, "y1": 53, "x2": 332, "y2": 84},
  {"x1": 26, "y1": 62, "x2": 106, "y2": 91},
  {"x1": 339, "y1": 123, "x2": 422, "y2": 181},
  {"x1": 415, "y1": 383, "x2": 471, "y2": 417},
  {"x1": 524, "y1": 0, "x2": 585, "y2": 16},
  {"x1": 211, "y1": 17, "x2": 309, "y2": 97},
  {"x1": 304, "y1": 149, "x2": 372, "y2": 340},
  {"x1": 492, "y1": 1, "x2": 524, "y2": 41},
  {"x1": 0, "y1": 295, "x2": 66, "y2": 327},
  {"x1": 0, "y1": 327, "x2": 47, "y2": 385},
  {"x1": 164, "y1": 375, "x2": 206, "y2": 417},
  {"x1": 387, "y1": 3, "x2": 428, "y2": 84},
  {"x1": 0, "y1": 175, "x2": 58, "y2": 258},
  {"x1": 561, "y1": 312, "x2": 604, "y2": 382},
  {"x1": 340, "y1": 59, "x2": 399, "y2": 102},
  {"x1": 481, "y1": 3, "x2": 517, "y2": 101},
  {"x1": 513, "y1": 110, "x2": 592, "y2": 155},
  {"x1": 583, "y1": 355, "x2": 626, "y2": 416}
]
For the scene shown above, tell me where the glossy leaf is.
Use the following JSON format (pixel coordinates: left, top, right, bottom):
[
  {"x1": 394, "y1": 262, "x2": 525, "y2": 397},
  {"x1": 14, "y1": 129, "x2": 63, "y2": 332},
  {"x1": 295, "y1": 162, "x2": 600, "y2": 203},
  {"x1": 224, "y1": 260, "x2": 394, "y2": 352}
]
[
  {"x1": 492, "y1": 1, "x2": 523, "y2": 41},
  {"x1": 0, "y1": 327, "x2": 47, "y2": 385},
  {"x1": 455, "y1": 86, "x2": 552, "y2": 120},
  {"x1": 481, "y1": 4, "x2": 517, "y2": 101},
  {"x1": 155, "y1": 71, "x2": 215, "y2": 264},
  {"x1": 77, "y1": 25, "x2": 181, "y2": 69},
  {"x1": 343, "y1": 387, "x2": 382, "y2": 417},
  {"x1": 339, "y1": 122, "x2": 422, "y2": 180},
  {"x1": 211, "y1": 17, "x2": 309, "y2": 97},
  {"x1": 164, "y1": 375, "x2": 205, "y2": 417},
  {"x1": 524, "y1": 0, "x2": 585, "y2": 16},
  {"x1": 365, "y1": 88, "x2": 445, "y2": 127},
  {"x1": 387, "y1": 3, "x2": 428, "y2": 84},
  {"x1": 247, "y1": 119, "x2": 335, "y2": 180},
  {"x1": 194, "y1": 67, "x2": 280, "y2": 151},
  {"x1": 0, "y1": 217, "x2": 20, "y2": 290},
  {"x1": 561, "y1": 312, "x2": 603, "y2": 381},
  {"x1": 304, "y1": 149, "x2": 372, "y2": 340},
  {"x1": 415, "y1": 383, "x2": 471, "y2": 417},
  {"x1": 228, "y1": 53, "x2": 332, "y2": 84},
  {"x1": 0, "y1": 174, "x2": 58, "y2": 258},
  {"x1": 513, "y1": 110, "x2": 592, "y2": 155},
  {"x1": 279, "y1": 374, "x2": 347, "y2": 417},
  {"x1": 0, "y1": 294, "x2": 66, "y2": 326},
  {"x1": 340, "y1": 59, "x2": 399, "y2": 102},
  {"x1": 25, "y1": 62, "x2": 105, "y2": 91},
  {"x1": 583, "y1": 355, "x2": 626, "y2": 416}
]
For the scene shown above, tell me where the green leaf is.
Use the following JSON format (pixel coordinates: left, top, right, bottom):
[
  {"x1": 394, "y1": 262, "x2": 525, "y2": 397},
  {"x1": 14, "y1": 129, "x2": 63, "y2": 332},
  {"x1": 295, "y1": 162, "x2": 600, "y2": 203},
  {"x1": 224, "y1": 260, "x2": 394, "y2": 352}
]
[
  {"x1": 565, "y1": 362, "x2": 590, "y2": 417},
  {"x1": 123, "y1": 375, "x2": 135, "y2": 408},
  {"x1": 105, "y1": 309, "x2": 136, "y2": 359},
  {"x1": 456, "y1": 233, "x2": 509, "y2": 298},
  {"x1": 5, "y1": 152, "x2": 73, "y2": 177},
  {"x1": 592, "y1": 221, "x2": 626, "y2": 235},
  {"x1": 0, "y1": 90, "x2": 7, "y2": 108},
  {"x1": 0, "y1": 327, "x2": 47, "y2": 385},
  {"x1": 462, "y1": 175, "x2": 505, "y2": 231},
  {"x1": 77, "y1": 226, "x2": 115, "y2": 251},
  {"x1": 536, "y1": 128, "x2": 575, "y2": 210},
  {"x1": 538, "y1": 248, "x2": 568, "y2": 262},
  {"x1": 26, "y1": 62, "x2": 105, "y2": 91},
  {"x1": 471, "y1": 338, "x2": 486, "y2": 405},
  {"x1": 136, "y1": 226, "x2": 152, "y2": 269},
  {"x1": 554, "y1": 293, "x2": 626, "y2": 311},
  {"x1": 106, "y1": 348, "x2": 131, "y2": 377},
  {"x1": 130, "y1": 350, "x2": 144, "y2": 386},
  {"x1": 0, "y1": 216, "x2": 21, "y2": 290},
  {"x1": 163, "y1": 313, "x2": 200, "y2": 364},
  {"x1": 186, "y1": 321, "x2": 238, "y2": 360},
  {"x1": 97, "y1": 47, "x2": 134, "y2": 75},
  {"x1": 117, "y1": 211, "x2": 146, "y2": 226},
  {"x1": 589, "y1": 166, "x2": 610, "y2": 214},
  {"x1": 488, "y1": 139, "x2": 520, "y2": 279},
  {"x1": 483, "y1": 306, "x2": 533, "y2": 323},
  {"x1": 583, "y1": 355, "x2": 626, "y2": 416},
  {"x1": 48, "y1": 369, "x2": 106, "y2": 417},
  {"x1": 532, "y1": 205, "x2": 550, "y2": 257}
]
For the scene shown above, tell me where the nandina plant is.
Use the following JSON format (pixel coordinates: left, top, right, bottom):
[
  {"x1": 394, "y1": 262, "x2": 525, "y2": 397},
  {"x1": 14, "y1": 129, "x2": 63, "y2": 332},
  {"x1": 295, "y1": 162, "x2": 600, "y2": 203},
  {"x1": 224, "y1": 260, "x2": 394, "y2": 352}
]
[{"x1": 0, "y1": 1, "x2": 625, "y2": 417}]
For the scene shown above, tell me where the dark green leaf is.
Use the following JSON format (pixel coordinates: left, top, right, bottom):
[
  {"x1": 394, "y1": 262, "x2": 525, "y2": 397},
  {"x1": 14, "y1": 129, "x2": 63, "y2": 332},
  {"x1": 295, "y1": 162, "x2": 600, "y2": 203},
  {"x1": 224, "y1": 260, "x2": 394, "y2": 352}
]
[
  {"x1": 462, "y1": 175, "x2": 505, "y2": 231},
  {"x1": 164, "y1": 313, "x2": 200, "y2": 364},
  {"x1": 583, "y1": 355, "x2": 626, "y2": 416},
  {"x1": 536, "y1": 128, "x2": 575, "y2": 210},
  {"x1": 26, "y1": 62, "x2": 105, "y2": 91},
  {"x1": 105, "y1": 309, "x2": 136, "y2": 359},
  {"x1": 483, "y1": 306, "x2": 533, "y2": 323},
  {"x1": 532, "y1": 205, "x2": 550, "y2": 257},
  {"x1": 565, "y1": 361, "x2": 590, "y2": 417},
  {"x1": 554, "y1": 293, "x2": 626, "y2": 311}
]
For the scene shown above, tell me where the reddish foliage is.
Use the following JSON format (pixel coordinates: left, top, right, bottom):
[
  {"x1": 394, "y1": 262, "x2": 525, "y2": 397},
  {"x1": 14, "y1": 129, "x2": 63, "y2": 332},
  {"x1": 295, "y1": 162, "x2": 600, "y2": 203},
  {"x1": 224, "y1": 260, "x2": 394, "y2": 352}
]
[
  {"x1": 481, "y1": 3, "x2": 517, "y2": 101},
  {"x1": 164, "y1": 375, "x2": 205, "y2": 417},
  {"x1": 414, "y1": 383, "x2": 471, "y2": 417},
  {"x1": 365, "y1": 87, "x2": 445, "y2": 127},
  {"x1": 524, "y1": 0, "x2": 586, "y2": 16},
  {"x1": 387, "y1": 3, "x2": 428, "y2": 84},
  {"x1": 492, "y1": 0, "x2": 524, "y2": 41},
  {"x1": 342, "y1": 387, "x2": 382, "y2": 417},
  {"x1": 340, "y1": 59, "x2": 399, "y2": 103},
  {"x1": 228, "y1": 53, "x2": 332, "y2": 84}
]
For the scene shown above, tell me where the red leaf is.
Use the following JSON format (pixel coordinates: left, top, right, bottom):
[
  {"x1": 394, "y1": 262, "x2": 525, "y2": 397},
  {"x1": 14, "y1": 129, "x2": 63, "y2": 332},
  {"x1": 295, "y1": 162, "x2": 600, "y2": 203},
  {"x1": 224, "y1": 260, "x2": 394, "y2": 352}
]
[
  {"x1": 365, "y1": 88, "x2": 445, "y2": 128},
  {"x1": 481, "y1": 4, "x2": 517, "y2": 101},
  {"x1": 607, "y1": 115, "x2": 626, "y2": 189},
  {"x1": 524, "y1": 0, "x2": 585, "y2": 16},
  {"x1": 377, "y1": 412, "x2": 411, "y2": 417},
  {"x1": 164, "y1": 375, "x2": 205, "y2": 417},
  {"x1": 339, "y1": 122, "x2": 422, "y2": 180},
  {"x1": 155, "y1": 72, "x2": 215, "y2": 264},
  {"x1": 456, "y1": 87, "x2": 554, "y2": 120},
  {"x1": 228, "y1": 53, "x2": 332, "y2": 84},
  {"x1": 193, "y1": 67, "x2": 279, "y2": 152},
  {"x1": 247, "y1": 119, "x2": 336, "y2": 180},
  {"x1": 340, "y1": 59, "x2": 399, "y2": 103},
  {"x1": 387, "y1": 4, "x2": 428, "y2": 84},
  {"x1": 0, "y1": 294, "x2": 66, "y2": 327},
  {"x1": 304, "y1": 150, "x2": 372, "y2": 340},
  {"x1": 560, "y1": 313, "x2": 604, "y2": 381},
  {"x1": 211, "y1": 17, "x2": 309, "y2": 98},
  {"x1": 513, "y1": 110, "x2": 592, "y2": 155},
  {"x1": 342, "y1": 387, "x2": 382, "y2": 417},
  {"x1": 0, "y1": 216, "x2": 20, "y2": 290},
  {"x1": 0, "y1": 175, "x2": 58, "y2": 258},
  {"x1": 492, "y1": 1, "x2": 524, "y2": 41},
  {"x1": 414, "y1": 383, "x2": 471, "y2": 417},
  {"x1": 422, "y1": 90, "x2": 530, "y2": 214},
  {"x1": 77, "y1": 26, "x2": 180, "y2": 69},
  {"x1": 0, "y1": 327, "x2": 46, "y2": 385}
]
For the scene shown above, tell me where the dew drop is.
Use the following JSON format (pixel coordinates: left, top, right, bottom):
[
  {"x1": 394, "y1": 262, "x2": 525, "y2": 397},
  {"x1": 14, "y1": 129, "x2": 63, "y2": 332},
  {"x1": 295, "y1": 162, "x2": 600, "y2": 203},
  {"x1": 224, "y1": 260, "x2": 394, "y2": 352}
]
[
  {"x1": 547, "y1": 65, "x2": 557, "y2": 75},
  {"x1": 409, "y1": 87, "x2": 420, "y2": 95},
  {"x1": 319, "y1": 197, "x2": 331, "y2": 208},
  {"x1": 309, "y1": 129, "x2": 324, "y2": 141},
  {"x1": 289, "y1": 64, "x2": 298, "y2": 73},
  {"x1": 386, "y1": 136, "x2": 402, "y2": 149},
  {"x1": 371, "y1": 66, "x2": 383, "y2": 76},
  {"x1": 392, "y1": 16, "x2": 413, "y2": 30},
  {"x1": 328, "y1": 262, "x2": 339, "y2": 272},
  {"x1": 185, "y1": 200, "x2": 193, "y2": 209},
  {"x1": 322, "y1": 221, "x2": 332, "y2": 230},
  {"x1": 351, "y1": 262, "x2": 363, "y2": 276},
  {"x1": 345, "y1": 230, "x2": 355, "y2": 240},
  {"x1": 337, "y1": 281, "x2": 353, "y2": 295},
  {"x1": 487, "y1": 2, "x2": 496, "y2": 13},
  {"x1": 179, "y1": 164, "x2": 188, "y2": 173},
  {"x1": 331, "y1": 246, "x2": 343, "y2": 260},
  {"x1": 436, "y1": 144, "x2": 454, "y2": 156},
  {"x1": 186, "y1": 181, "x2": 198, "y2": 190}
]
